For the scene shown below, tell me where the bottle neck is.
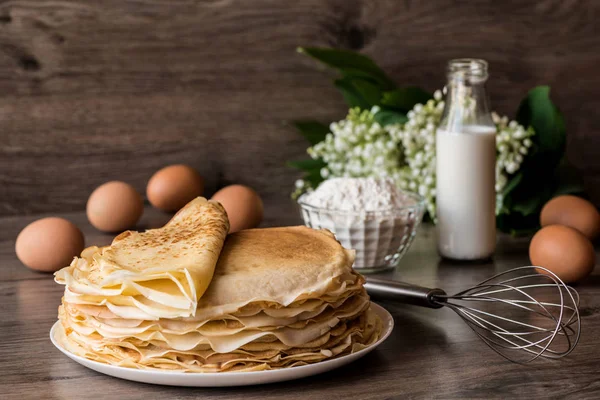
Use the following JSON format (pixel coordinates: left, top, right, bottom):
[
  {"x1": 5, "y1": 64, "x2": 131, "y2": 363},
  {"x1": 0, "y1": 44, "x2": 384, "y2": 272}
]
[{"x1": 439, "y1": 59, "x2": 494, "y2": 132}]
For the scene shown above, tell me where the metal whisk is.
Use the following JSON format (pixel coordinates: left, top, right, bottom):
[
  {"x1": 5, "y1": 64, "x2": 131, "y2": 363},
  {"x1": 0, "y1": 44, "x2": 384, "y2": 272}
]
[{"x1": 365, "y1": 266, "x2": 580, "y2": 363}]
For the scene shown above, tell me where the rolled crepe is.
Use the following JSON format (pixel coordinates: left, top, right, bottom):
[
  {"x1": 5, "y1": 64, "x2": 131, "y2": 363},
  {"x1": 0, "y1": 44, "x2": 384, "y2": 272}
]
[{"x1": 55, "y1": 197, "x2": 229, "y2": 318}]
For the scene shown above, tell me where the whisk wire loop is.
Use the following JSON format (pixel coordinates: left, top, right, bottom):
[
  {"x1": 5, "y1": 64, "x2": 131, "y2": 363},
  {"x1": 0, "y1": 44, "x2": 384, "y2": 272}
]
[
  {"x1": 433, "y1": 266, "x2": 580, "y2": 363},
  {"x1": 364, "y1": 265, "x2": 581, "y2": 363}
]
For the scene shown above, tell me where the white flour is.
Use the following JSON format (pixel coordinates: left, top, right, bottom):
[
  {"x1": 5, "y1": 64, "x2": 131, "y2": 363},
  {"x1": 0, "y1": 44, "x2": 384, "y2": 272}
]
[
  {"x1": 299, "y1": 177, "x2": 424, "y2": 270},
  {"x1": 301, "y1": 177, "x2": 416, "y2": 213}
]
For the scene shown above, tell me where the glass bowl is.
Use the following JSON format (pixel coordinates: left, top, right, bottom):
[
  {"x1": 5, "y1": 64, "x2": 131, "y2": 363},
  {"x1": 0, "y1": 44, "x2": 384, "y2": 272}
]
[{"x1": 297, "y1": 191, "x2": 425, "y2": 273}]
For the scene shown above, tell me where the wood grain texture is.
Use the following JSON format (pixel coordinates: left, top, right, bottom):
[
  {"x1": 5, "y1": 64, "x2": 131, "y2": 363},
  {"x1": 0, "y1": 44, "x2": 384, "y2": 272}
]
[
  {"x1": 1, "y1": 209, "x2": 600, "y2": 399},
  {"x1": 0, "y1": 0, "x2": 599, "y2": 217}
]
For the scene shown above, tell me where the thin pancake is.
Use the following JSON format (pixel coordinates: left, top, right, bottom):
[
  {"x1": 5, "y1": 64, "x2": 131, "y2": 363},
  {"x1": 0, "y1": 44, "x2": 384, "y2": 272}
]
[
  {"x1": 55, "y1": 197, "x2": 229, "y2": 318},
  {"x1": 191, "y1": 227, "x2": 359, "y2": 320}
]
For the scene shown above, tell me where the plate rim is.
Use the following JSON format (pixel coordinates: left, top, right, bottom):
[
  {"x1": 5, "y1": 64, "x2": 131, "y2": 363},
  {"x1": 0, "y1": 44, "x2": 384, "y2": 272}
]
[{"x1": 49, "y1": 302, "x2": 394, "y2": 384}]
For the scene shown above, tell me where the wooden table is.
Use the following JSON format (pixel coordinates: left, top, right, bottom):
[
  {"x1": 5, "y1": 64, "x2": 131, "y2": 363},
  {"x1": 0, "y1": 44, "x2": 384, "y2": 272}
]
[{"x1": 2, "y1": 208, "x2": 599, "y2": 399}]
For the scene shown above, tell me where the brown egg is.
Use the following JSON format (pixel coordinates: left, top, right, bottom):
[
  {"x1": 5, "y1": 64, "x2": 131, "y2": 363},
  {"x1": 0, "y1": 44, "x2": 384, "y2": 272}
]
[
  {"x1": 211, "y1": 185, "x2": 263, "y2": 233},
  {"x1": 16, "y1": 217, "x2": 84, "y2": 272},
  {"x1": 87, "y1": 181, "x2": 143, "y2": 232},
  {"x1": 147, "y1": 165, "x2": 204, "y2": 212},
  {"x1": 540, "y1": 195, "x2": 600, "y2": 241},
  {"x1": 529, "y1": 225, "x2": 595, "y2": 283}
]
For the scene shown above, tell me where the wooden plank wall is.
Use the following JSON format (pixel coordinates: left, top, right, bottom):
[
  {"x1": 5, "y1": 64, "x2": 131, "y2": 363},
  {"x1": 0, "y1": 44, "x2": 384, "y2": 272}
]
[{"x1": 1, "y1": 0, "x2": 598, "y2": 225}]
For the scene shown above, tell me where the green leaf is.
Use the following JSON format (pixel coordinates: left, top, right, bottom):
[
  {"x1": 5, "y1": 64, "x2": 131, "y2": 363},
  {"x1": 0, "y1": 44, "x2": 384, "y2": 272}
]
[
  {"x1": 500, "y1": 86, "x2": 569, "y2": 224},
  {"x1": 334, "y1": 78, "x2": 370, "y2": 109},
  {"x1": 502, "y1": 172, "x2": 523, "y2": 199},
  {"x1": 497, "y1": 173, "x2": 523, "y2": 215},
  {"x1": 304, "y1": 167, "x2": 325, "y2": 188},
  {"x1": 287, "y1": 158, "x2": 326, "y2": 171},
  {"x1": 496, "y1": 148, "x2": 585, "y2": 236},
  {"x1": 373, "y1": 109, "x2": 408, "y2": 126},
  {"x1": 503, "y1": 170, "x2": 554, "y2": 217},
  {"x1": 516, "y1": 86, "x2": 566, "y2": 166},
  {"x1": 381, "y1": 87, "x2": 433, "y2": 112},
  {"x1": 334, "y1": 76, "x2": 382, "y2": 109},
  {"x1": 553, "y1": 157, "x2": 585, "y2": 196},
  {"x1": 509, "y1": 227, "x2": 539, "y2": 237},
  {"x1": 496, "y1": 212, "x2": 540, "y2": 236},
  {"x1": 287, "y1": 157, "x2": 327, "y2": 189},
  {"x1": 293, "y1": 120, "x2": 330, "y2": 145},
  {"x1": 512, "y1": 189, "x2": 550, "y2": 216},
  {"x1": 297, "y1": 47, "x2": 395, "y2": 90}
]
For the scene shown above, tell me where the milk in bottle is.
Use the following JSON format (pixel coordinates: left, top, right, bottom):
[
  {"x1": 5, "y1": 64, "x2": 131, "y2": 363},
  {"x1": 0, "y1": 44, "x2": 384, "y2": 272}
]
[{"x1": 436, "y1": 59, "x2": 497, "y2": 260}]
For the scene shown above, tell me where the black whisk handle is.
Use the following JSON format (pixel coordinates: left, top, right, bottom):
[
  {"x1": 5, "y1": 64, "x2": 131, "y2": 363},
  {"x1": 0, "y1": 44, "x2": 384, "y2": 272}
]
[{"x1": 364, "y1": 277, "x2": 447, "y2": 309}]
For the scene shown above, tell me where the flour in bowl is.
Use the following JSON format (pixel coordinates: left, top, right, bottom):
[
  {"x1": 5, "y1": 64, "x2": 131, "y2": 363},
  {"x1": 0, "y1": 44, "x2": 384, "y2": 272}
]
[
  {"x1": 301, "y1": 177, "x2": 417, "y2": 213},
  {"x1": 298, "y1": 177, "x2": 425, "y2": 271}
]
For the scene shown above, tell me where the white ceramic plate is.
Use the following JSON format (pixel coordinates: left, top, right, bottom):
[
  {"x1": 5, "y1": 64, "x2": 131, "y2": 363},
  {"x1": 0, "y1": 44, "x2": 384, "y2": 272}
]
[{"x1": 50, "y1": 302, "x2": 393, "y2": 387}]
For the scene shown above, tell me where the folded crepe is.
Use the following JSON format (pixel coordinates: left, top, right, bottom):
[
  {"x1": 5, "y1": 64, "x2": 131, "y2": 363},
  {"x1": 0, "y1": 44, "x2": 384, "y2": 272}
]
[
  {"x1": 55, "y1": 197, "x2": 229, "y2": 319},
  {"x1": 55, "y1": 225, "x2": 382, "y2": 372}
]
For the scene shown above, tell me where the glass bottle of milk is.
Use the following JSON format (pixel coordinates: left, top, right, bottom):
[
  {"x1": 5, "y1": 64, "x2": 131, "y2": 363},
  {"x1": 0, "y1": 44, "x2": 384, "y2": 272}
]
[{"x1": 436, "y1": 59, "x2": 496, "y2": 260}]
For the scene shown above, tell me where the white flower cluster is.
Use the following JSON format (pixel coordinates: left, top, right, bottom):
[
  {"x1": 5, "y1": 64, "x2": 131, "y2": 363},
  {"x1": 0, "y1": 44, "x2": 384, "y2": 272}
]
[
  {"x1": 492, "y1": 112, "x2": 535, "y2": 213},
  {"x1": 307, "y1": 108, "x2": 402, "y2": 179},
  {"x1": 387, "y1": 90, "x2": 445, "y2": 218},
  {"x1": 295, "y1": 90, "x2": 534, "y2": 221},
  {"x1": 492, "y1": 112, "x2": 535, "y2": 190}
]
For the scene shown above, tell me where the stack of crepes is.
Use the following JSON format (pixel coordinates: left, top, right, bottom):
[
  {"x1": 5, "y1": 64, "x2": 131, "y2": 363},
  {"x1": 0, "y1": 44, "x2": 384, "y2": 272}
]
[{"x1": 54, "y1": 197, "x2": 382, "y2": 372}]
